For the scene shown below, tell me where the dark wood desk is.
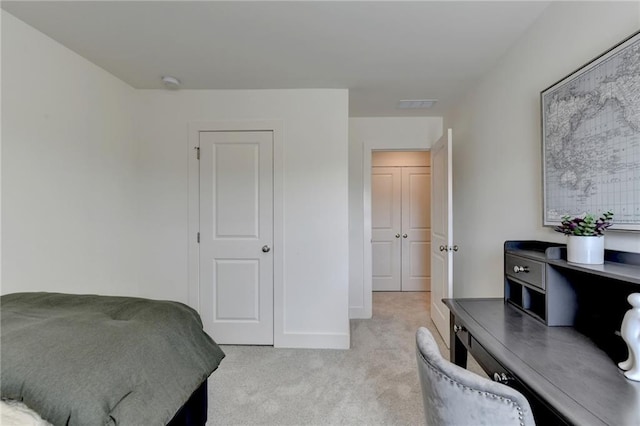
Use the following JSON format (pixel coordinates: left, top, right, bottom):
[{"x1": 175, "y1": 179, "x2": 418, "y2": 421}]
[{"x1": 445, "y1": 298, "x2": 640, "y2": 426}]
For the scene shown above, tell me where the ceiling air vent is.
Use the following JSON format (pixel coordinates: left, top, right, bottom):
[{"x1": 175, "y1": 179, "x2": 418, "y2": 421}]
[{"x1": 397, "y1": 99, "x2": 437, "y2": 109}]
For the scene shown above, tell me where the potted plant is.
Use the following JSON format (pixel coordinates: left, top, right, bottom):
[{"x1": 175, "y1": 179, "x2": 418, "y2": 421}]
[{"x1": 554, "y1": 211, "x2": 613, "y2": 264}]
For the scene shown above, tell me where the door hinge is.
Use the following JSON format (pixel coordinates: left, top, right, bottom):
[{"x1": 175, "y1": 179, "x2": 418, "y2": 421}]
[
  {"x1": 197, "y1": 232, "x2": 200, "y2": 243},
  {"x1": 195, "y1": 146, "x2": 200, "y2": 160}
]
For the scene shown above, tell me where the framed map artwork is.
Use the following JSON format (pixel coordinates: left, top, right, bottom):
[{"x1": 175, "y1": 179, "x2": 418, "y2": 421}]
[{"x1": 542, "y1": 31, "x2": 640, "y2": 231}]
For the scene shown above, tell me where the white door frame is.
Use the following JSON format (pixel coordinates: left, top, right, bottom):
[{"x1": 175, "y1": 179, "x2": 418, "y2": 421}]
[
  {"x1": 188, "y1": 120, "x2": 284, "y2": 345},
  {"x1": 362, "y1": 144, "x2": 429, "y2": 318}
]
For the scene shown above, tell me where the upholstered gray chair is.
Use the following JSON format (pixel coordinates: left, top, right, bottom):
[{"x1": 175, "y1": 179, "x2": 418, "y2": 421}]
[{"x1": 416, "y1": 327, "x2": 536, "y2": 426}]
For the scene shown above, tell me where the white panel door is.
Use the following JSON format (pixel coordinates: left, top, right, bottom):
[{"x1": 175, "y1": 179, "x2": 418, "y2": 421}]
[
  {"x1": 199, "y1": 131, "x2": 273, "y2": 345},
  {"x1": 372, "y1": 167, "x2": 402, "y2": 291},
  {"x1": 431, "y1": 129, "x2": 453, "y2": 345},
  {"x1": 402, "y1": 167, "x2": 431, "y2": 291}
]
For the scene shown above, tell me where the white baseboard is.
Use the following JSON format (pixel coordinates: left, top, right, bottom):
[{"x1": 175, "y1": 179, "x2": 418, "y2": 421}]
[
  {"x1": 349, "y1": 306, "x2": 372, "y2": 319},
  {"x1": 275, "y1": 331, "x2": 350, "y2": 349}
]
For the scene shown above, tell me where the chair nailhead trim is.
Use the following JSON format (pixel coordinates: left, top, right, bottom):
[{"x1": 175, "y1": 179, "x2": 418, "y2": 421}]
[{"x1": 420, "y1": 352, "x2": 527, "y2": 426}]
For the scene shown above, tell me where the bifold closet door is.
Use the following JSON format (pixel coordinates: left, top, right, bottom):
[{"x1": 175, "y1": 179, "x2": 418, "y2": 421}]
[
  {"x1": 401, "y1": 167, "x2": 431, "y2": 291},
  {"x1": 372, "y1": 167, "x2": 402, "y2": 291},
  {"x1": 372, "y1": 165, "x2": 431, "y2": 292}
]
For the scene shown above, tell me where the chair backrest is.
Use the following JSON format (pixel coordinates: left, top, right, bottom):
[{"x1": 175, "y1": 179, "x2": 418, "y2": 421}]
[{"x1": 415, "y1": 327, "x2": 536, "y2": 426}]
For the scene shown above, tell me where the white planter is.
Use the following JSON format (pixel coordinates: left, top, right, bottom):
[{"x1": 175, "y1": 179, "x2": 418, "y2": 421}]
[{"x1": 567, "y1": 235, "x2": 605, "y2": 264}]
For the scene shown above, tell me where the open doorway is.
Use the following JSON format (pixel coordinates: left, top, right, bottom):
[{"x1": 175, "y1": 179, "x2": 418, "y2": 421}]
[{"x1": 371, "y1": 151, "x2": 431, "y2": 292}]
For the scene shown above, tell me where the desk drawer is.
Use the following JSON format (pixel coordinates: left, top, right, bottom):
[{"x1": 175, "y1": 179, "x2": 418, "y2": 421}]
[
  {"x1": 469, "y1": 336, "x2": 570, "y2": 425},
  {"x1": 469, "y1": 336, "x2": 509, "y2": 378},
  {"x1": 505, "y1": 254, "x2": 545, "y2": 290}
]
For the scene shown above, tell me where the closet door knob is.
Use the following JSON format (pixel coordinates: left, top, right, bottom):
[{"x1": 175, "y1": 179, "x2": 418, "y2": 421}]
[
  {"x1": 403, "y1": 234, "x2": 408, "y2": 238},
  {"x1": 395, "y1": 233, "x2": 401, "y2": 238},
  {"x1": 439, "y1": 245, "x2": 446, "y2": 252}
]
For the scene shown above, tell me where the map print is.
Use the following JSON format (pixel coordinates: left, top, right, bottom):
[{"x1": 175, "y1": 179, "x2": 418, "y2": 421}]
[{"x1": 543, "y1": 34, "x2": 640, "y2": 229}]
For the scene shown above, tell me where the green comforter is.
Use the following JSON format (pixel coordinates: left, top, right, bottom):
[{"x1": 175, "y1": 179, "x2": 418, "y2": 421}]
[{"x1": 1, "y1": 292, "x2": 225, "y2": 425}]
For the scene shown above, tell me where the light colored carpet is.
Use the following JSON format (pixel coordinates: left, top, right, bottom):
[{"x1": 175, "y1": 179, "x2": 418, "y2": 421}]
[{"x1": 208, "y1": 292, "x2": 485, "y2": 425}]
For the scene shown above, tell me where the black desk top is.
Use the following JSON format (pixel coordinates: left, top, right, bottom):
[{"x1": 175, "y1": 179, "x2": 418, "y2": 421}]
[{"x1": 445, "y1": 298, "x2": 640, "y2": 426}]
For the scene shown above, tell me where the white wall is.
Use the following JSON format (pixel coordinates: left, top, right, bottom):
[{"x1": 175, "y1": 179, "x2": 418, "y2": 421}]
[
  {"x1": 135, "y1": 89, "x2": 350, "y2": 349},
  {"x1": 444, "y1": 1, "x2": 640, "y2": 298},
  {"x1": 1, "y1": 12, "x2": 140, "y2": 296},
  {"x1": 1, "y1": 12, "x2": 351, "y2": 349},
  {"x1": 1, "y1": 12, "x2": 4, "y2": 290},
  {"x1": 349, "y1": 117, "x2": 442, "y2": 318}
]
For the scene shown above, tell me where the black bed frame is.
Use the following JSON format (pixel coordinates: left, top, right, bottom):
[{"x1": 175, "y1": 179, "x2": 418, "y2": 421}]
[{"x1": 167, "y1": 381, "x2": 208, "y2": 426}]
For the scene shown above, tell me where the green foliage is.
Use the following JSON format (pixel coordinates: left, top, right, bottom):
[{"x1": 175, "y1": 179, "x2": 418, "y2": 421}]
[{"x1": 554, "y1": 211, "x2": 614, "y2": 236}]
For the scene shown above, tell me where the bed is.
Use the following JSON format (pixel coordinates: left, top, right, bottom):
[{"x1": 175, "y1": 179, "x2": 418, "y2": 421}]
[{"x1": 0, "y1": 292, "x2": 225, "y2": 425}]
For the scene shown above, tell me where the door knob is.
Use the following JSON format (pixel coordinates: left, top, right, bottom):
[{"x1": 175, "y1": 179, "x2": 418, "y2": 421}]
[
  {"x1": 262, "y1": 245, "x2": 271, "y2": 253},
  {"x1": 439, "y1": 245, "x2": 446, "y2": 252},
  {"x1": 403, "y1": 234, "x2": 408, "y2": 238},
  {"x1": 395, "y1": 233, "x2": 401, "y2": 238},
  {"x1": 452, "y1": 245, "x2": 459, "y2": 252}
]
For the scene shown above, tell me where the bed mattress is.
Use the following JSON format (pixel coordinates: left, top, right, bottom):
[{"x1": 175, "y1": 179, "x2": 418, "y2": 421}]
[{"x1": 1, "y1": 292, "x2": 225, "y2": 426}]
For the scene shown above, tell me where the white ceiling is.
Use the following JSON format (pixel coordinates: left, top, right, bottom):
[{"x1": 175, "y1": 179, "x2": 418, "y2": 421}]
[{"x1": 2, "y1": 1, "x2": 550, "y2": 117}]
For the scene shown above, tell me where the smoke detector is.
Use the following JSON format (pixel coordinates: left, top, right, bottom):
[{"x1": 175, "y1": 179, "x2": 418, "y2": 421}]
[{"x1": 161, "y1": 76, "x2": 181, "y2": 90}]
